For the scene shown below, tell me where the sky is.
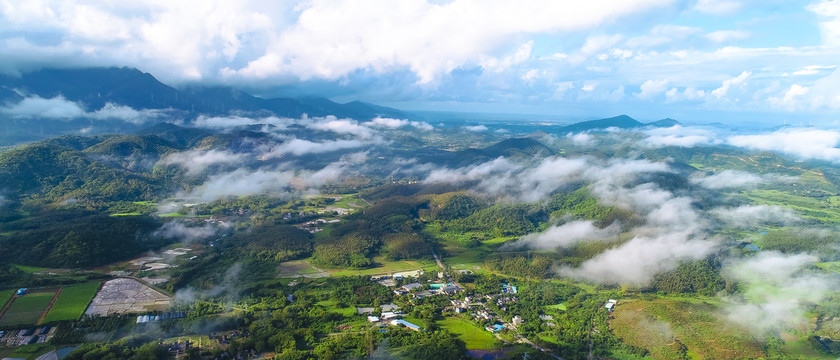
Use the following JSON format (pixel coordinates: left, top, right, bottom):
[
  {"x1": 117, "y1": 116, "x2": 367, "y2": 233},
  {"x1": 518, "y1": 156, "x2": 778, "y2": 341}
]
[{"x1": 1, "y1": 0, "x2": 839, "y2": 125}]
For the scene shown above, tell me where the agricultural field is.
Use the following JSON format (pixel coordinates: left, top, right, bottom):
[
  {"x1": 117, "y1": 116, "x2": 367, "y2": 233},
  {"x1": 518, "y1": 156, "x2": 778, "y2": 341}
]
[
  {"x1": 0, "y1": 291, "x2": 56, "y2": 327},
  {"x1": 0, "y1": 289, "x2": 14, "y2": 309},
  {"x1": 610, "y1": 298, "x2": 765, "y2": 360},
  {"x1": 437, "y1": 317, "x2": 498, "y2": 350},
  {"x1": 42, "y1": 282, "x2": 101, "y2": 323},
  {"x1": 742, "y1": 189, "x2": 840, "y2": 223}
]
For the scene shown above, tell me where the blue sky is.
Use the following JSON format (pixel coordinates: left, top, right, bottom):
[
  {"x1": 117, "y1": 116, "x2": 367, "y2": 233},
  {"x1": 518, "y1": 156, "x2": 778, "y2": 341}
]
[{"x1": 1, "y1": 0, "x2": 839, "y2": 125}]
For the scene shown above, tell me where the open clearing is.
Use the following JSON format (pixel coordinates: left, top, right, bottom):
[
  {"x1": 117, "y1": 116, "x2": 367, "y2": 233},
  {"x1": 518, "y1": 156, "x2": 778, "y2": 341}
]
[
  {"x1": 42, "y1": 282, "x2": 101, "y2": 323},
  {"x1": 437, "y1": 317, "x2": 497, "y2": 350},
  {"x1": 610, "y1": 298, "x2": 764, "y2": 360},
  {"x1": 328, "y1": 257, "x2": 438, "y2": 277},
  {"x1": 85, "y1": 278, "x2": 171, "y2": 316},
  {"x1": 0, "y1": 291, "x2": 56, "y2": 327},
  {"x1": 277, "y1": 260, "x2": 328, "y2": 278}
]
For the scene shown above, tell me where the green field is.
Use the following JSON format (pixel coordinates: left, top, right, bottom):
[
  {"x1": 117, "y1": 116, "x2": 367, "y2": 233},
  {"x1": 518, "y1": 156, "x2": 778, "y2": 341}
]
[
  {"x1": 437, "y1": 317, "x2": 498, "y2": 350},
  {"x1": 12, "y1": 264, "x2": 48, "y2": 273},
  {"x1": 0, "y1": 289, "x2": 15, "y2": 308},
  {"x1": 0, "y1": 291, "x2": 56, "y2": 327},
  {"x1": 743, "y1": 189, "x2": 840, "y2": 223},
  {"x1": 316, "y1": 300, "x2": 358, "y2": 317},
  {"x1": 42, "y1": 282, "x2": 100, "y2": 323},
  {"x1": 816, "y1": 261, "x2": 840, "y2": 273}
]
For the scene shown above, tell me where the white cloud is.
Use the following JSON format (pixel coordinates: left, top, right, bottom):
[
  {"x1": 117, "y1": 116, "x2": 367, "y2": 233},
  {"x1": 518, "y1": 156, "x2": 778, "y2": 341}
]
[
  {"x1": 561, "y1": 232, "x2": 717, "y2": 285},
  {"x1": 808, "y1": 0, "x2": 840, "y2": 46},
  {"x1": 694, "y1": 0, "x2": 742, "y2": 15},
  {"x1": 159, "y1": 149, "x2": 248, "y2": 175},
  {"x1": 705, "y1": 30, "x2": 750, "y2": 43},
  {"x1": 728, "y1": 128, "x2": 840, "y2": 162},
  {"x1": 0, "y1": 95, "x2": 85, "y2": 119},
  {"x1": 364, "y1": 117, "x2": 433, "y2": 130},
  {"x1": 636, "y1": 79, "x2": 669, "y2": 99},
  {"x1": 791, "y1": 65, "x2": 835, "y2": 76},
  {"x1": 190, "y1": 115, "x2": 292, "y2": 129},
  {"x1": 307, "y1": 117, "x2": 375, "y2": 138},
  {"x1": 91, "y1": 103, "x2": 168, "y2": 124},
  {"x1": 260, "y1": 138, "x2": 372, "y2": 158},
  {"x1": 711, "y1": 70, "x2": 750, "y2": 99},
  {"x1": 768, "y1": 84, "x2": 809, "y2": 110},
  {"x1": 182, "y1": 168, "x2": 295, "y2": 202},
  {"x1": 690, "y1": 170, "x2": 795, "y2": 189},
  {"x1": 711, "y1": 205, "x2": 800, "y2": 228},
  {"x1": 153, "y1": 220, "x2": 222, "y2": 242},
  {"x1": 505, "y1": 220, "x2": 620, "y2": 250},
  {"x1": 463, "y1": 125, "x2": 488, "y2": 132},
  {"x1": 723, "y1": 251, "x2": 837, "y2": 334},
  {"x1": 0, "y1": 95, "x2": 166, "y2": 123}
]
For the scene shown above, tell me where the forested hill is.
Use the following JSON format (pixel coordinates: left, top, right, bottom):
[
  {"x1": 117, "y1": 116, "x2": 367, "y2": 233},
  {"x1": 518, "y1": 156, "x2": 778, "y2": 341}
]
[
  {"x1": 0, "y1": 67, "x2": 408, "y2": 119},
  {"x1": 560, "y1": 115, "x2": 681, "y2": 133}
]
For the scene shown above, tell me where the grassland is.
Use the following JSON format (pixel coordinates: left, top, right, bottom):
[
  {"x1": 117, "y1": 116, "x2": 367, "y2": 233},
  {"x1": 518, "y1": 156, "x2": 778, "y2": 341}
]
[
  {"x1": 12, "y1": 264, "x2": 48, "y2": 273},
  {"x1": 0, "y1": 291, "x2": 56, "y2": 327},
  {"x1": 742, "y1": 189, "x2": 840, "y2": 223},
  {"x1": 0, "y1": 289, "x2": 15, "y2": 308},
  {"x1": 316, "y1": 300, "x2": 358, "y2": 317},
  {"x1": 437, "y1": 317, "x2": 498, "y2": 350},
  {"x1": 610, "y1": 298, "x2": 765, "y2": 360},
  {"x1": 42, "y1": 282, "x2": 100, "y2": 323}
]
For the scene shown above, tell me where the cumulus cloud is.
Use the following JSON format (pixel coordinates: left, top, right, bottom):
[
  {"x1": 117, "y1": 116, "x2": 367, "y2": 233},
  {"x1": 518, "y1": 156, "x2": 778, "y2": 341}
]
[
  {"x1": 636, "y1": 79, "x2": 669, "y2": 99},
  {"x1": 504, "y1": 220, "x2": 620, "y2": 250},
  {"x1": 178, "y1": 162, "x2": 347, "y2": 202},
  {"x1": 711, "y1": 205, "x2": 800, "y2": 228},
  {"x1": 0, "y1": 95, "x2": 168, "y2": 123},
  {"x1": 642, "y1": 125, "x2": 720, "y2": 148},
  {"x1": 180, "y1": 168, "x2": 295, "y2": 202},
  {"x1": 723, "y1": 251, "x2": 837, "y2": 334},
  {"x1": 727, "y1": 128, "x2": 840, "y2": 162},
  {"x1": 159, "y1": 149, "x2": 248, "y2": 175},
  {"x1": 307, "y1": 117, "x2": 375, "y2": 138},
  {"x1": 711, "y1": 71, "x2": 750, "y2": 99},
  {"x1": 153, "y1": 220, "x2": 223, "y2": 243},
  {"x1": 690, "y1": 170, "x2": 795, "y2": 189},
  {"x1": 260, "y1": 138, "x2": 373, "y2": 158},
  {"x1": 1, "y1": 95, "x2": 85, "y2": 119},
  {"x1": 463, "y1": 125, "x2": 489, "y2": 132},
  {"x1": 364, "y1": 117, "x2": 433, "y2": 130},
  {"x1": 560, "y1": 232, "x2": 717, "y2": 285},
  {"x1": 190, "y1": 115, "x2": 293, "y2": 129}
]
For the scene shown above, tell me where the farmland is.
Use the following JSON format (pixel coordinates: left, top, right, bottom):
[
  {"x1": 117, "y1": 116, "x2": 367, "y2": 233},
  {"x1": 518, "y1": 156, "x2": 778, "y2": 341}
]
[
  {"x1": 42, "y1": 282, "x2": 101, "y2": 323},
  {"x1": 0, "y1": 291, "x2": 56, "y2": 327}
]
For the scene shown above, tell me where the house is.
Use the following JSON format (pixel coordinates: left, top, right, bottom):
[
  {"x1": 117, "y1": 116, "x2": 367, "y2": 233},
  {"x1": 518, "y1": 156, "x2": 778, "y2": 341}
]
[
  {"x1": 442, "y1": 284, "x2": 463, "y2": 294},
  {"x1": 357, "y1": 307, "x2": 375, "y2": 315},
  {"x1": 501, "y1": 283, "x2": 518, "y2": 294},
  {"x1": 16, "y1": 288, "x2": 27, "y2": 296},
  {"x1": 381, "y1": 312, "x2": 399, "y2": 320},
  {"x1": 402, "y1": 282, "x2": 423, "y2": 291},
  {"x1": 512, "y1": 315, "x2": 523, "y2": 326},
  {"x1": 539, "y1": 314, "x2": 554, "y2": 321},
  {"x1": 391, "y1": 319, "x2": 421, "y2": 331},
  {"x1": 380, "y1": 303, "x2": 400, "y2": 312},
  {"x1": 605, "y1": 299, "x2": 617, "y2": 312},
  {"x1": 367, "y1": 316, "x2": 380, "y2": 323}
]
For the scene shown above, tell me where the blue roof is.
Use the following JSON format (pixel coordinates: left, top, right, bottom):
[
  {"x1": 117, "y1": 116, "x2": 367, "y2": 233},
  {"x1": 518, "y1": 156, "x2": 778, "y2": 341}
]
[
  {"x1": 394, "y1": 319, "x2": 420, "y2": 330},
  {"x1": 744, "y1": 244, "x2": 760, "y2": 251}
]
